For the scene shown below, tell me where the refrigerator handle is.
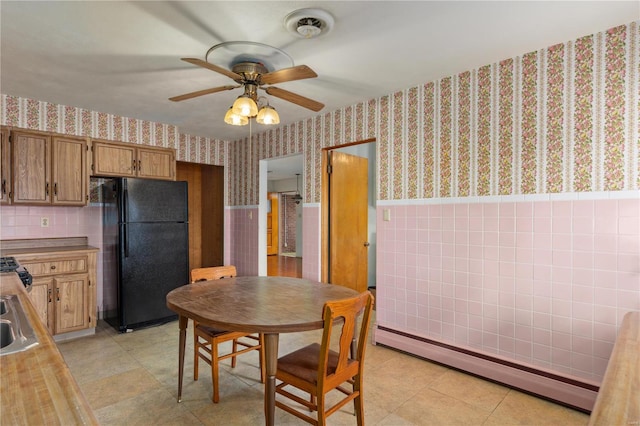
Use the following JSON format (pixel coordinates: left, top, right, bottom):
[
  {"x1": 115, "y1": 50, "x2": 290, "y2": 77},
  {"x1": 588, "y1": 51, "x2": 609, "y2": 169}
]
[
  {"x1": 122, "y1": 184, "x2": 128, "y2": 223},
  {"x1": 122, "y1": 182, "x2": 129, "y2": 257},
  {"x1": 123, "y1": 223, "x2": 129, "y2": 258}
]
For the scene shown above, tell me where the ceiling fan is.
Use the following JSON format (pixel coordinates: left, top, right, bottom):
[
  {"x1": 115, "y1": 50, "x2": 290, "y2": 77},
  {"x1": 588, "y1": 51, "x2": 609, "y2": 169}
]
[{"x1": 169, "y1": 42, "x2": 325, "y2": 114}]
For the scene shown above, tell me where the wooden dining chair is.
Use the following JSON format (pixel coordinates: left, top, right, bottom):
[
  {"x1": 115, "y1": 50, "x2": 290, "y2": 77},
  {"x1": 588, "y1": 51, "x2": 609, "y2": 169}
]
[
  {"x1": 190, "y1": 266, "x2": 265, "y2": 403},
  {"x1": 274, "y1": 291, "x2": 374, "y2": 425}
]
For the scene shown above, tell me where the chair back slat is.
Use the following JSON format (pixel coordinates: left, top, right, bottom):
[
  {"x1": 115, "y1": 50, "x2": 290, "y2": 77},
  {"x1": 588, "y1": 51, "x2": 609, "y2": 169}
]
[
  {"x1": 191, "y1": 265, "x2": 237, "y2": 283},
  {"x1": 317, "y1": 291, "x2": 373, "y2": 386}
]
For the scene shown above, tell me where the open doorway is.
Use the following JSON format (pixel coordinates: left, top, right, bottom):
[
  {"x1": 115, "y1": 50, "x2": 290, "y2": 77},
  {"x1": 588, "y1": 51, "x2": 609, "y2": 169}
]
[{"x1": 259, "y1": 154, "x2": 303, "y2": 278}]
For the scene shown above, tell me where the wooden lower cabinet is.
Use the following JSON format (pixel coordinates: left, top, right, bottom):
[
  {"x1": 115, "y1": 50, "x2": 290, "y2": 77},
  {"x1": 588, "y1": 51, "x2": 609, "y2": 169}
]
[
  {"x1": 17, "y1": 250, "x2": 97, "y2": 336},
  {"x1": 29, "y1": 277, "x2": 54, "y2": 331}
]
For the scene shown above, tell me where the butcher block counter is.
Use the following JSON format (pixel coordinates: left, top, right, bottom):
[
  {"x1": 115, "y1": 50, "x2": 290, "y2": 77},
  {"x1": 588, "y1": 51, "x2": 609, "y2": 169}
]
[
  {"x1": 0, "y1": 271, "x2": 98, "y2": 425},
  {"x1": 588, "y1": 311, "x2": 640, "y2": 425}
]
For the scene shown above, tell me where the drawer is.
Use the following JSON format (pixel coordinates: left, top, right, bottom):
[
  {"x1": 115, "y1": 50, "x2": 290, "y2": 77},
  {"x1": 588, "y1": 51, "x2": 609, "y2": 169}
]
[{"x1": 19, "y1": 256, "x2": 88, "y2": 276}]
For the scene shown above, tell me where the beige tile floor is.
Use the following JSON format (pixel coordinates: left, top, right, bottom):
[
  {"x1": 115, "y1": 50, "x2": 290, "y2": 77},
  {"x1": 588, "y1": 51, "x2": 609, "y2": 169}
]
[{"x1": 57, "y1": 316, "x2": 590, "y2": 426}]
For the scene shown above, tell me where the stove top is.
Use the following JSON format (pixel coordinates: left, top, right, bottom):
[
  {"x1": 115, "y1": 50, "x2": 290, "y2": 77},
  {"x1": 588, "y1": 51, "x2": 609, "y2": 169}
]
[
  {"x1": 0, "y1": 256, "x2": 19, "y2": 272},
  {"x1": 0, "y1": 256, "x2": 33, "y2": 291}
]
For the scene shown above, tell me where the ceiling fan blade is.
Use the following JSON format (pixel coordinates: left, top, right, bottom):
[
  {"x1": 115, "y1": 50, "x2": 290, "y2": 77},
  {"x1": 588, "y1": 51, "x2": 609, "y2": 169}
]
[
  {"x1": 181, "y1": 58, "x2": 242, "y2": 81},
  {"x1": 260, "y1": 65, "x2": 318, "y2": 85},
  {"x1": 169, "y1": 85, "x2": 237, "y2": 102},
  {"x1": 265, "y1": 87, "x2": 324, "y2": 112}
]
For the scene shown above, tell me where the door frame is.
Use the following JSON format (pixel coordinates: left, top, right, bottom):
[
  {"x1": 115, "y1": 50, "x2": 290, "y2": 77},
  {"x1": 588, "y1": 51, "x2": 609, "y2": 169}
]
[{"x1": 321, "y1": 138, "x2": 376, "y2": 283}]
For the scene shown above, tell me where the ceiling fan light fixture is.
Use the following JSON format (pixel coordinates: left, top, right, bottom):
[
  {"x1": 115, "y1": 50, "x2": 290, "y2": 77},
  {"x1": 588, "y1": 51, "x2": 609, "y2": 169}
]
[
  {"x1": 293, "y1": 173, "x2": 303, "y2": 204},
  {"x1": 224, "y1": 107, "x2": 248, "y2": 126},
  {"x1": 232, "y1": 95, "x2": 258, "y2": 117},
  {"x1": 256, "y1": 105, "x2": 280, "y2": 125}
]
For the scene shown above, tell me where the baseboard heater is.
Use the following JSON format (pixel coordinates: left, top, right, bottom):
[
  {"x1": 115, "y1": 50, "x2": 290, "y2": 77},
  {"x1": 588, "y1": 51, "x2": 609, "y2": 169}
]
[{"x1": 373, "y1": 325, "x2": 599, "y2": 412}]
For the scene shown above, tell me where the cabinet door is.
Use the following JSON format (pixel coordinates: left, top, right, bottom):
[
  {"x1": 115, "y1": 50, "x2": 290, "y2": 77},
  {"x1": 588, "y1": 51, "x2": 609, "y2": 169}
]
[
  {"x1": 92, "y1": 141, "x2": 136, "y2": 177},
  {"x1": 0, "y1": 128, "x2": 10, "y2": 204},
  {"x1": 54, "y1": 274, "x2": 90, "y2": 334},
  {"x1": 137, "y1": 147, "x2": 175, "y2": 180},
  {"x1": 11, "y1": 131, "x2": 51, "y2": 204},
  {"x1": 52, "y1": 136, "x2": 87, "y2": 205},
  {"x1": 28, "y1": 277, "x2": 54, "y2": 333}
]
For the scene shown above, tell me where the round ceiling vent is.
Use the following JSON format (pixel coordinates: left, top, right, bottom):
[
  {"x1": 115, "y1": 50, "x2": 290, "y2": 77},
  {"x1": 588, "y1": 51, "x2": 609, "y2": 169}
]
[{"x1": 284, "y1": 8, "x2": 334, "y2": 39}]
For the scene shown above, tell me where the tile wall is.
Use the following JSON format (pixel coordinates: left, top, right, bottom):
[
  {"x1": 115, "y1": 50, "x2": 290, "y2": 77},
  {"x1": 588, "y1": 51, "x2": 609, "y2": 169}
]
[
  {"x1": 301, "y1": 204, "x2": 321, "y2": 281},
  {"x1": 376, "y1": 192, "x2": 639, "y2": 382},
  {"x1": 227, "y1": 207, "x2": 259, "y2": 276}
]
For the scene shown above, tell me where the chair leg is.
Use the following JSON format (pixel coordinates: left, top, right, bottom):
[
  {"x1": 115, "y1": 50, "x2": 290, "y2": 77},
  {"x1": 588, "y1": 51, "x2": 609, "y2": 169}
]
[
  {"x1": 354, "y1": 394, "x2": 364, "y2": 426},
  {"x1": 316, "y1": 393, "x2": 326, "y2": 426},
  {"x1": 259, "y1": 334, "x2": 266, "y2": 383},
  {"x1": 354, "y1": 376, "x2": 364, "y2": 425},
  {"x1": 193, "y1": 331, "x2": 199, "y2": 381},
  {"x1": 211, "y1": 339, "x2": 220, "y2": 403},
  {"x1": 231, "y1": 339, "x2": 238, "y2": 368}
]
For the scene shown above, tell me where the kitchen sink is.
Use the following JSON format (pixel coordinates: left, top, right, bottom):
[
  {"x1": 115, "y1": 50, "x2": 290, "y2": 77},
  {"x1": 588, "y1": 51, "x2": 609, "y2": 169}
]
[
  {"x1": 0, "y1": 295, "x2": 38, "y2": 355},
  {"x1": 0, "y1": 321, "x2": 14, "y2": 348}
]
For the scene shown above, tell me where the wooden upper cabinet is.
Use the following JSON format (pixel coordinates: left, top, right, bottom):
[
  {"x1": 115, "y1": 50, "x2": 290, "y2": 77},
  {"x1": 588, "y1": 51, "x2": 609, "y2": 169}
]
[
  {"x1": 91, "y1": 140, "x2": 136, "y2": 177},
  {"x1": 12, "y1": 131, "x2": 52, "y2": 205},
  {"x1": 136, "y1": 146, "x2": 175, "y2": 180},
  {"x1": 10, "y1": 130, "x2": 87, "y2": 206},
  {"x1": 0, "y1": 127, "x2": 10, "y2": 204},
  {"x1": 52, "y1": 136, "x2": 87, "y2": 205},
  {"x1": 92, "y1": 140, "x2": 175, "y2": 180}
]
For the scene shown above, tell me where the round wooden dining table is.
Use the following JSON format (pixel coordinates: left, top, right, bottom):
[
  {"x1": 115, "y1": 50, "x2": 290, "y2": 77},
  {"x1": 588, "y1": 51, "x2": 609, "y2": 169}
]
[{"x1": 166, "y1": 276, "x2": 359, "y2": 426}]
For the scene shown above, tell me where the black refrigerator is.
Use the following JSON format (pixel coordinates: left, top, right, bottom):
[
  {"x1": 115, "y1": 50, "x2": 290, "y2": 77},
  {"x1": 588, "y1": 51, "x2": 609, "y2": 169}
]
[{"x1": 101, "y1": 178, "x2": 189, "y2": 332}]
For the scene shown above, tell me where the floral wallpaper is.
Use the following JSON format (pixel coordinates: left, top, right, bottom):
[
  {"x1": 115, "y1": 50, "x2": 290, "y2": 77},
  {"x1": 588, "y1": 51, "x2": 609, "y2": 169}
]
[
  {"x1": 0, "y1": 97, "x2": 228, "y2": 165},
  {"x1": 230, "y1": 21, "x2": 639, "y2": 206},
  {"x1": 3, "y1": 22, "x2": 638, "y2": 206}
]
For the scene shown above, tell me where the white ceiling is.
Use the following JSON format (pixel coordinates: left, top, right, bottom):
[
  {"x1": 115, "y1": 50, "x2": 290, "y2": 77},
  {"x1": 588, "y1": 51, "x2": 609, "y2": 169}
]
[{"x1": 1, "y1": 1, "x2": 637, "y2": 144}]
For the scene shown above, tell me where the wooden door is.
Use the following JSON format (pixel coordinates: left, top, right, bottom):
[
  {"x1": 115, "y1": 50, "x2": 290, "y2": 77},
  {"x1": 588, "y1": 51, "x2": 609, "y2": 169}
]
[
  {"x1": 11, "y1": 131, "x2": 51, "y2": 204},
  {"x1": 54, "y1": 273, "x2": 90, "y2": 334},
  {"x1": 0, "y1": 128, "x2": 10, "y2": 204},
  {"x1": 200, "y1": 165, "x2": 224, "y2": 266},
  {"x1": 91, "y1": 140, "x2": 136, "y2": 177},
  {"x1": 137, "y1": 146, "x2": 175, "y2": 180},
  {"x1": 267, "y1": 192, "x2": 279, "y2": 255},
  {"x1": 176, "y1": 161, "x2": 224, "y2": 270},
  {"x1": 52, "y1": 136, "x2": 87, "y2": 205},
  {"x1": 28, "y1": 277, "x2": 54, "y2": 333},
  {"x1": 329, "y1": 151, "x2": 368, "y2": 293}
]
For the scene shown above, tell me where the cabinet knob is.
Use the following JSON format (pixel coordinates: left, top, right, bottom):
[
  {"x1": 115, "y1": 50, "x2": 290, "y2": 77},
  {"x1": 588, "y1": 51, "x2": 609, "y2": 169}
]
[{"x1": 50, "y1": 265, "x2": 56, "y2": 270}]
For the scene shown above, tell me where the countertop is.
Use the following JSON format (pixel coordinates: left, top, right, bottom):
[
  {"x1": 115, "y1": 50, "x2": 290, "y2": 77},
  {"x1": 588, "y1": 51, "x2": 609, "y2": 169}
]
[
  {"x1": 0, "y1": 273, "x2": 98, "y2": 425},
  {"x1": 588, "y1": 311, "x2": 640, "y2": 425},
  {"x1": 0, "y1": 245, "x2": 99, "y2": 257},
  {"x1": 0, "y1": 237, "x2": 98, "y2": 257}
]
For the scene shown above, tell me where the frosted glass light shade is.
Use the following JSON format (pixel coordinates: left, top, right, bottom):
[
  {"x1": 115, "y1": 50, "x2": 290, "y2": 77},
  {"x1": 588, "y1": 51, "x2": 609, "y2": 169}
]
[
  {"x1": 256, "y1": 105, "x2": 280, "y2": 125},
  {"x1": 224, "y1": 107, "x2": 248, "y2": 126},
  {"x1": 232, "y1": 96, "x2": 258, "y2": 117}
]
